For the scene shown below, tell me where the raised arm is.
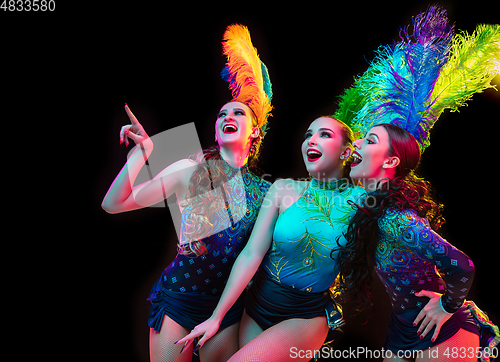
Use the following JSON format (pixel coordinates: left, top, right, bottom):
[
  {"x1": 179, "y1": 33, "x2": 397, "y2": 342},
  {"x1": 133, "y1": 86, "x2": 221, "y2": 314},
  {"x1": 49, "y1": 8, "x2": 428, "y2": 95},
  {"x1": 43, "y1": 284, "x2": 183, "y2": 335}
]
[
  {"x1": 101, "y1": 104, "x2": 196, "y2": 214},
  {"x1": 175, "y1": 180, "x2": 287, "y2": 351}
]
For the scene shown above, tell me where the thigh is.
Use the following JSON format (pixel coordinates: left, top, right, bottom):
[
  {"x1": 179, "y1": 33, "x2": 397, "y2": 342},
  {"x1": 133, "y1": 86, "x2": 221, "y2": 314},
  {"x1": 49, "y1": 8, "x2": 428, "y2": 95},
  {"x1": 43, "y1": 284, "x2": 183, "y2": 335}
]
[
  {"x1": 199, "y1": 322, "x2": 240, "y2": 362},
  {"x1": 149, "y1": 315, "x2": 192, "y2": 362},
  {"x1": 416, "y1": 328, "x2": 480, "y2": 362},
  {"x1": 384, "y1": 353, "x2": 414, "y2": 362},
  {"x1": 229, "y1": 316, "x2": 329, "y2": 362},
  {"x1": 239, "y1": 309, "x2": 264, "y2": 348}
]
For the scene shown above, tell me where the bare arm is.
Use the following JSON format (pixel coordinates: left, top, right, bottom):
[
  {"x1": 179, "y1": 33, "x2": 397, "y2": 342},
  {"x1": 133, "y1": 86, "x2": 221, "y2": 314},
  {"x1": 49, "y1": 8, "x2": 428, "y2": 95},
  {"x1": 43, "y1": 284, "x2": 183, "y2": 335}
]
[
  {"x1": 175, "y1": 179, "x2": 290, "y2": 350},
  {"x1": 101, "y1": 104, "x2": 195, "y2": 214},
  {"x1": 211, "y1": 181, "x2": 281, "y2": 320}
]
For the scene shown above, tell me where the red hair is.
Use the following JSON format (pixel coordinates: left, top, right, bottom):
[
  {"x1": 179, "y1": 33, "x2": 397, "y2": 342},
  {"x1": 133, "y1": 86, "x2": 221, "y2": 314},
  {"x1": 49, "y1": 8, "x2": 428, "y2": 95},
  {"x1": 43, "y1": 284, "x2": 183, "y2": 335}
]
[
  {"x1": 375, "y1": 124, "x2": 421, "y2": 177},
  {"x1": 333, "y1": 124, "x2": 445, "y2": 314}
]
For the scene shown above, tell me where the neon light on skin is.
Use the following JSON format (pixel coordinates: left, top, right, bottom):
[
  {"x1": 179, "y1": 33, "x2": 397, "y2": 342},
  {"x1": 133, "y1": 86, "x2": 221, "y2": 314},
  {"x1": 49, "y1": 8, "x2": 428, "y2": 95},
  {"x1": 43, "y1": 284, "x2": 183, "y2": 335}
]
[
  {"x1": 215, "y1": 101, "x2": 260, "y2": 169},
  {"x1": 301, "y1": 117, "x2": 352, "y2": 182},
  {"x1": 350, "y1": 125, "x2": 400, "y2": 192}
]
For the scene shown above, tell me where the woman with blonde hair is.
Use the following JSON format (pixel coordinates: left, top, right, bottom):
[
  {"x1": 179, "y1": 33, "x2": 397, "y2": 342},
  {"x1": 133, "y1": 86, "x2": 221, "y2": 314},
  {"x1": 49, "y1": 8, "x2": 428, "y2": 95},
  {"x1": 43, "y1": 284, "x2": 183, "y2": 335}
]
[{"x1": 102, "y1": 25, "x2": 273, "y2": 362}]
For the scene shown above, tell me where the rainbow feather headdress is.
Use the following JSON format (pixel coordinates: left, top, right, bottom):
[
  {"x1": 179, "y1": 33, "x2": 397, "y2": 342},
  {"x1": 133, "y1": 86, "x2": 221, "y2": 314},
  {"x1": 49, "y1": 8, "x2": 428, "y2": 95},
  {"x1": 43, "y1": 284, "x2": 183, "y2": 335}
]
[
  {"x1": 221, "y1": 24, "x2": 273, "y2": 137},
  {"x1": 334, "y1": 5, "x2": 500, "y2": 151}
]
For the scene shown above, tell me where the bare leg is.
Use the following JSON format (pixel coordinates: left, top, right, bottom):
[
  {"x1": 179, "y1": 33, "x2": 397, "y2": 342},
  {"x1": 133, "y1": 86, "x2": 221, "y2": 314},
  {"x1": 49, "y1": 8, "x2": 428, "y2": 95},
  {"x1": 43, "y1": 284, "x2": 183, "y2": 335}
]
[
  {"x1": 239, "y1": 310, "x2": 264, "y2": 348},
  {"x1": 149, "y1": 315, "x2": 192, "y2": 362},
  {"x1": 383, "y1": 328, "x2": 480, "y2": 362},
  {"x1": 199, "y1": 322, "x2": 240, "y2": 362},
  {"x1": 416, "y1": 328, "x2": 479, "y2": 362},
  {"x1": 384, "y1": 353, "x2": 414, "y2": 362},
  {"x1": 228, "y1": 316, "x2": 329, "y2": 362}
]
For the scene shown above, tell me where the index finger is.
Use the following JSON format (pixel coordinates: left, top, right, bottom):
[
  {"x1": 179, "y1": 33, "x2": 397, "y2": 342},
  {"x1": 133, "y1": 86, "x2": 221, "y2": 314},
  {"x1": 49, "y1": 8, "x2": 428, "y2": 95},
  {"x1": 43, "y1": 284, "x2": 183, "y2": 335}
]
[
  {"x1": 175, "y1": 329, "x2": 203, "y2": 346},
  {"x1": 124, "y1": 103, "x2": 140, "y2": 125}
]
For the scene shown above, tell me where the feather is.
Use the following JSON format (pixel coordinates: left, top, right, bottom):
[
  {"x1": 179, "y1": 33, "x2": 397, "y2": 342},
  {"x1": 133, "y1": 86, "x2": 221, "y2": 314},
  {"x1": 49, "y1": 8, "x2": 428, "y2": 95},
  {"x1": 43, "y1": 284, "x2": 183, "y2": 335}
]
[
  {"x1": 260, "y1": 61, "x2": 273, "y2": 101},
  {"x1": 352, "y1": 5, "x2": 454, "y2": 150},
  {"x1": 430, "y1": 24, "x2": 500, "y2": 118},
  {"x1": 336, "y1": 7, "x2": 500, "y2": 152},
  {"x1": 333, "y1": 81, "x2": 369, "y2": 137},
  {"x1": 332, "y1": 6, "x2": 456, "y2": 150},
  {"x1": 221, "y1": 24, "x2": 273, "y2": 134}
]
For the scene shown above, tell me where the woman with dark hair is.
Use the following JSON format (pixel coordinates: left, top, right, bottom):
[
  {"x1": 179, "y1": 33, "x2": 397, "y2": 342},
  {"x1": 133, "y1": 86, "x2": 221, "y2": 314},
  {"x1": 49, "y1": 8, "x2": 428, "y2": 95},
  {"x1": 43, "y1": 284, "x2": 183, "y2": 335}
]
[
  {"x1": 338, "y1": 123, "x2": 491, "y2": 361},
  {"x1": 101, "y1": 25, "x2": 273, "y2": 362},
  {"x1": 176, "y1": 116, "x2": 366, "y2": 361},
  {"x1": 332, "y1": 6, "x2": 499, "y2": 360}
]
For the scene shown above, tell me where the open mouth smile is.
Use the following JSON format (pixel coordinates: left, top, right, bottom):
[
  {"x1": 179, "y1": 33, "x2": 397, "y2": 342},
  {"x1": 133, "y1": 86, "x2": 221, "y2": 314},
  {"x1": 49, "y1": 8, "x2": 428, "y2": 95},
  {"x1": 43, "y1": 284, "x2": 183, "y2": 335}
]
[
  {"x1": 351, "y1": 151, "x2": 363, "y2": 167},
  {"x1": 307, "y1": 148, "x2": 322, "y2": 162},
  {"x1": 223, "y1": 123, "x2": 238, "y2": 134}
]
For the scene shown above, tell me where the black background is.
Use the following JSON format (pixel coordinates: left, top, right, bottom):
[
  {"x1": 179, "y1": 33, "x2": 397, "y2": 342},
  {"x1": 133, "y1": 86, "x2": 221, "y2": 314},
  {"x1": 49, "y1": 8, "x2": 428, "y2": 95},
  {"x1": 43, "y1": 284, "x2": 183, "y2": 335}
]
[{"x1": 4, "y1": 1, "x2": 498, "y2": 361}]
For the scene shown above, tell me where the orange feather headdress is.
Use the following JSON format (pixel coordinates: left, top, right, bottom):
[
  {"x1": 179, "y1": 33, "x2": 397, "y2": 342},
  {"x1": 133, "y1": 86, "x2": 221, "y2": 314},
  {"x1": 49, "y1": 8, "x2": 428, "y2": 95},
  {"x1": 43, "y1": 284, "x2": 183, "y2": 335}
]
[{"x1": 221, "y1": 24, "x2": 273, "y2": 136}]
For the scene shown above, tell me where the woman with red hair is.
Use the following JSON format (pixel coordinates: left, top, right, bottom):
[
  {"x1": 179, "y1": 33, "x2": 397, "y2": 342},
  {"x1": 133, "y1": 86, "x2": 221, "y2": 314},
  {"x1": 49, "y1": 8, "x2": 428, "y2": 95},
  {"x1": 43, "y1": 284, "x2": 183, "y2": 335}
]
[
  {"x1": 337, "y1": 123, "x2": 499, "y2": 361},
  {"x1": 333, "y1": 5, "x2": 499, "y2": 360}
]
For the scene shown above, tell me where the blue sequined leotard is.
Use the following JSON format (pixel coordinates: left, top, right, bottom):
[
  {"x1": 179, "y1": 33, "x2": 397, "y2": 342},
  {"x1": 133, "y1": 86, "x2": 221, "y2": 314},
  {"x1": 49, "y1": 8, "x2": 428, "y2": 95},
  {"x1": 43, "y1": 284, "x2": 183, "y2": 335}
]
[
  {"x1": 147, "y1": 160, "x2": 271, "y2": 332},
  {"x1": 262, "y1": 179, "x2": 367, "y2": 292},
  {"x1": 245, "y1": 178, "x2": 366, "y2": 330}
]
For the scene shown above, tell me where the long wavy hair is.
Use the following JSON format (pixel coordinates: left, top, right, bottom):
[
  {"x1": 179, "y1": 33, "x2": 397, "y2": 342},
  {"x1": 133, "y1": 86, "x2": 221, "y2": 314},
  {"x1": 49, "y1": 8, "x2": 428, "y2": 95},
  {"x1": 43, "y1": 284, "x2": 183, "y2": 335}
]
[
  {"x1": 333, "y1": 124, "x2": 445, "y2": 314},
  {"x1": 178, "y1": 106, "x2": 262, "y2": 256}
]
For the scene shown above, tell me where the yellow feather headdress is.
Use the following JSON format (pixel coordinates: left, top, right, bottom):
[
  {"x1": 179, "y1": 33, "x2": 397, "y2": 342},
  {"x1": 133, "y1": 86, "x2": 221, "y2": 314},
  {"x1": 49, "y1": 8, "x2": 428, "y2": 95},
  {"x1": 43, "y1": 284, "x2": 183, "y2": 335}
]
[{"x1": 221, "y1": 24, "x2": 273, "y2": 136}]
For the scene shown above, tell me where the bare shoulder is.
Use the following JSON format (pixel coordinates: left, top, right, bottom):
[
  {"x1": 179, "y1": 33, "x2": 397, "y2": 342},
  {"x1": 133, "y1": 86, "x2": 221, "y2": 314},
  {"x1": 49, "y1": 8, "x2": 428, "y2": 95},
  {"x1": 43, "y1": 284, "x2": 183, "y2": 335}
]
[
  {"x1": 271, "y1": 178, "x2": 309, "y2": 212},
  {"x1": 271, "y1": 178, "x2": 306, "y2": 193}
]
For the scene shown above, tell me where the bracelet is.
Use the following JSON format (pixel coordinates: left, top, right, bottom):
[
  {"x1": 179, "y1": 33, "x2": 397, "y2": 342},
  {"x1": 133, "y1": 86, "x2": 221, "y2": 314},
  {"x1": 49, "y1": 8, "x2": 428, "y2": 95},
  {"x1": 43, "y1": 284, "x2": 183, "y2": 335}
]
[{"x1": 439, "y1": 297, "x2": 455, "y2": 315}]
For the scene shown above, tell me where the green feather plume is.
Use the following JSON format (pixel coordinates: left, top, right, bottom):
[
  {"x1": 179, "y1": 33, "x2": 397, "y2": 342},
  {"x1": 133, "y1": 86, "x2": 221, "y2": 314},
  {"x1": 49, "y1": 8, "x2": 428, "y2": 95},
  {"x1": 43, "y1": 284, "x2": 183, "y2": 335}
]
[
  {"x1": 430, "y1": 24, "x2": 500, "y2": 118},
  {"x1": 333, "y1": 83, "x2": 368, "y2": 132}
]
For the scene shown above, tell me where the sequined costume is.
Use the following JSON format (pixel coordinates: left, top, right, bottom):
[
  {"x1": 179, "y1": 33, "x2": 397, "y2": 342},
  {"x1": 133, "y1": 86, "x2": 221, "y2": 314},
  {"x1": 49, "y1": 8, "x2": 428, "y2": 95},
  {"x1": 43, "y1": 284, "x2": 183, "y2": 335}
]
[
  {"x1": 376, "y1": 208, "x2": 474, "y2": 314},
  {"x1": 245, "y1": 179, "x2": 366, "y2": 330},
  {"x1": 148, "y1": 160, "x2": 271, "y2": 332},
  {"x1": 375, "y1": 208, "x2": 499, "y2": 353}
]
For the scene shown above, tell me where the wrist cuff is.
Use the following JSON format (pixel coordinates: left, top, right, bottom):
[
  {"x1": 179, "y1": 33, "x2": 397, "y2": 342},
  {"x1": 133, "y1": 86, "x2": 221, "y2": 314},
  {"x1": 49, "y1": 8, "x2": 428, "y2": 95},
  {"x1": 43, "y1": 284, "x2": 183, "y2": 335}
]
[{"x1": 439, "y1": 297, "x2": 455, "y2": 315}]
